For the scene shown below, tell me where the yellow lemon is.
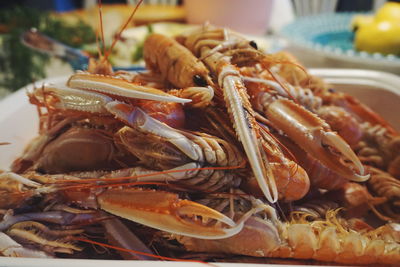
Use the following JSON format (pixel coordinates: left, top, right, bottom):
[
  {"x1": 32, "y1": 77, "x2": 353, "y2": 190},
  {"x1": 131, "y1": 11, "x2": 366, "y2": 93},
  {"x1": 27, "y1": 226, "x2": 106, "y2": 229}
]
[
  {"x1": 355, "y1": 20, "x2": 400, "y2": 55},
  {"x1": 375, "y1": 2, "x2": 400, "y2": 23},
  {"x1": 351, "y1": 15, "x2": 374, "y2": 31}
]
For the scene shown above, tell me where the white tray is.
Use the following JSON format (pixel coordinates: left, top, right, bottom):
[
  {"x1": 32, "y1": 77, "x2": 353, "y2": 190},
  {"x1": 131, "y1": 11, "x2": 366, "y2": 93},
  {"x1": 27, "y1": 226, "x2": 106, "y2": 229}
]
[
  {"x1": 0, "y1": 258, "x2": 312, "y2": 267},
  {"x1": 0, "y1": 69, "x2": 399, "y2": 266}
]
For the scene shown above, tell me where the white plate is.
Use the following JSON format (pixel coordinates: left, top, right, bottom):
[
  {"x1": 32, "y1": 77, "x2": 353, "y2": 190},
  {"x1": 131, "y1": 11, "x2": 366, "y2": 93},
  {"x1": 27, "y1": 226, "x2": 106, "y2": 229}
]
[
  {"x1": 0, "y1": 69, "x2": 399, "y2": 266},
  {"x1": 0, "y1": 77, "x2": 66, "y2": 170},
  {"x1": 309, "y1": 68, "x2": 400, "y2": 131}
]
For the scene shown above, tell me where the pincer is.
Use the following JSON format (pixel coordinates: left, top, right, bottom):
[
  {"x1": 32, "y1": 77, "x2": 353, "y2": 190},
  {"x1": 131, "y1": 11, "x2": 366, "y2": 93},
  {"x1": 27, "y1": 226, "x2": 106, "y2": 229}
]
[
  {"x1": 97, "y1": 188, "x2": 243, "y2": 239},
  {"x1": 264, "y1": 98, "x2": 369, "y2": 183}
]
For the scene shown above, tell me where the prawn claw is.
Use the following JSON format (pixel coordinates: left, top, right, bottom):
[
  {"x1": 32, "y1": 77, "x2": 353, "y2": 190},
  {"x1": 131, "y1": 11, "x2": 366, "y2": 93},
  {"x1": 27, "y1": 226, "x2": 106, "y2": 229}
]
[
  {"x1": 266, "y1": 99, "x2": 369, "y2": 182},
  {"x1": 97, "y1": 188, "x2": 243, "y2": 239},
  {"x1": 67, "y1": 73, "x2": 191, "y2": 103}
]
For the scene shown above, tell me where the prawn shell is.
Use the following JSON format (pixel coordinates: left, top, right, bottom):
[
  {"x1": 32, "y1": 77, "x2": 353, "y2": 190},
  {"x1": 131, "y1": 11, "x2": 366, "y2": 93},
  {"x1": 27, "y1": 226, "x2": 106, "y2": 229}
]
[{"x1": 144, "y1": 33, "x2": 211, "y2": 88}]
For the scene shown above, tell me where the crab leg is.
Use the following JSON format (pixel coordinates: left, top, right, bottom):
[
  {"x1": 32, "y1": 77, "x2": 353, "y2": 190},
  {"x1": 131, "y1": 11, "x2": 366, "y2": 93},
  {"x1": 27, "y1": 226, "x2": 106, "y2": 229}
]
[{"x1": 97, "y1": 188, "x2": 243, "y2": 239}]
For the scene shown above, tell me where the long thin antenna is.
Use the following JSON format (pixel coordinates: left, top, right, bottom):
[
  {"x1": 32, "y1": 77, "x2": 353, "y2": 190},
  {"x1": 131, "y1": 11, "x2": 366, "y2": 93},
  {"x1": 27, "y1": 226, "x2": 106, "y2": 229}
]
[
  {"x1": 98, "y1": 0, "x2": 106, "y2": 57},
  {"x1": 74, "y1": 237, "x2": 218, "y2": 266},
  {"x1": 95, "y1": 27, "x2": 103, "y2": 57},
  {"x1": 105, "y1": 0, "x2": 144, "y2": 59}
]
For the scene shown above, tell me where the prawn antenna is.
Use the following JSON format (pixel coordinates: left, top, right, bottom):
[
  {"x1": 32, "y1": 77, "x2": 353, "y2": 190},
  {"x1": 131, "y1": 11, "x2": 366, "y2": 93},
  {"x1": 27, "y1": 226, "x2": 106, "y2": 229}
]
[
  {"x1": 105, "y1": 0, "x2": 145, "y2": 60},
  {"x1": 98, "y1": 0, "x2": 106, "y2": 58},
  {"x1": 74, "y1": 237, "x2": 218, "y2": 266}
]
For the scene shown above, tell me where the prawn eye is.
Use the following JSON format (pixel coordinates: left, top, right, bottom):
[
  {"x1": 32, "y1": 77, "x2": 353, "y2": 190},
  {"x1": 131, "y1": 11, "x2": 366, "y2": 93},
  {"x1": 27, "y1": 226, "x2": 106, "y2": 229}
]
[
  {"x1": 249, "y1": 40, "x2": 258, "y2": 50},
  {"x1": 193, "y1": 75, "x2": 208, "y2": 87}
]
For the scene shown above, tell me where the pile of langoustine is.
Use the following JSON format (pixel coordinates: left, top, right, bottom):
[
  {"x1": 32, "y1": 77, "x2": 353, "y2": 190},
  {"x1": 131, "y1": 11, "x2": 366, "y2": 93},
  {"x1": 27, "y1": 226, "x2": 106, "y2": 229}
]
[{"x1": 1, "y1": 24, "x2": 399, "y2": 265}]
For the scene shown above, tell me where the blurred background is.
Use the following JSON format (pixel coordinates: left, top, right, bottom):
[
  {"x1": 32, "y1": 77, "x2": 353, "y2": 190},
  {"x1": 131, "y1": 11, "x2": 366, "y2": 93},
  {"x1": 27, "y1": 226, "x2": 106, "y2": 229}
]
[{"x1": 0, "y1": 0, "x2": 399, "y2": 97}]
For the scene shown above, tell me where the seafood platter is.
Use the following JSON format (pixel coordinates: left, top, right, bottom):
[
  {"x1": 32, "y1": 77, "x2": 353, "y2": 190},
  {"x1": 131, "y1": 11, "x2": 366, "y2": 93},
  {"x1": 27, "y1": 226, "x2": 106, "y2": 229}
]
[{"x1": 0, "y1": 2, "x2": 399, "y2": 266}]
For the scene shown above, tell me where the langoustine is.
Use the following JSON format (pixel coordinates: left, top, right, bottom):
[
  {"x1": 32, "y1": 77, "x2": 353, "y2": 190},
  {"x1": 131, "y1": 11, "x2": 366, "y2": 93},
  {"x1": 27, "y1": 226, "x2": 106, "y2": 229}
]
[{"x1": 1, "y1": 11, "x2": 399, "y2": 266}]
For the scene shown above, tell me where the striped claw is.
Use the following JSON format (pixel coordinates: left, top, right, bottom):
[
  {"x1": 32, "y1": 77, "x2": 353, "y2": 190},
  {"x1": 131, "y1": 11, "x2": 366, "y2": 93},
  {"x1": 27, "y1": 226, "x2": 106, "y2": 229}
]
[
  {"x1": 219, "y1": 65, "x2": 278, "y2": 203},
  {"x1": 35, "y1": 83, "x2": 112, "y2": 114},
  {"x1": 97, "y1": 188, "x2": 243, "y2": 239},
  {"x1": 67, "y1": 73, "x2": 191, "y2": 103}
]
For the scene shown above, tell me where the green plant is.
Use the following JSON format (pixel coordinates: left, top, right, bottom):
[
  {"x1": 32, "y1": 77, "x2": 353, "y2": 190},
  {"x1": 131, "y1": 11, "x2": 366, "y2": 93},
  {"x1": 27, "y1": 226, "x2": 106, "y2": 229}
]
[{"x1": 0, "y1": 6, "x2": 95, "y2": 91}]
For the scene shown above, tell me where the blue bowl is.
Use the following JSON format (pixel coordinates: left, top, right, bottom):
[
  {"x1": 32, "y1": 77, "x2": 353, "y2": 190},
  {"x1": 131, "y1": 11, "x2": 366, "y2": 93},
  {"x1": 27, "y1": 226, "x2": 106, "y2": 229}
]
[
  {"x1": 280, "y1": 12, "x2": 400, "y2": 66},
  {"x1": 67, "y1": 54, "x2": 146, "y2": 72}
]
